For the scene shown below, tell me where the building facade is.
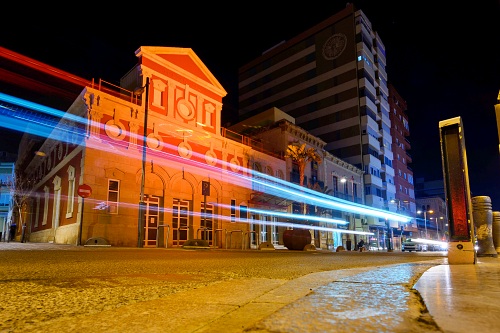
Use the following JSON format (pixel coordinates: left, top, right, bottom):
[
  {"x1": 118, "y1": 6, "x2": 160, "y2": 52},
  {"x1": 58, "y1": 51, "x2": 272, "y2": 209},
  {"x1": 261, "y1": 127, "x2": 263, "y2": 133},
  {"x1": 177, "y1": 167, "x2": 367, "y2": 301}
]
[
  {"x1": 9, "y1": 46, "x2": 408, "y2": 249},
  {"x1": 230, "y1": 107, "x2": 369, "y2": 249},
  {"x1": 388, "y1": 83, "x2": 417, "y2": 236},
  {"x1": 16, "y1": 46, "x2": 277, "y2": 248},
  {"x1": 415, "y1": 196, "x2": 447, "y2": 241},
  {"x1": 238, "y1": 4, "x2": 396, "y2": 226}
]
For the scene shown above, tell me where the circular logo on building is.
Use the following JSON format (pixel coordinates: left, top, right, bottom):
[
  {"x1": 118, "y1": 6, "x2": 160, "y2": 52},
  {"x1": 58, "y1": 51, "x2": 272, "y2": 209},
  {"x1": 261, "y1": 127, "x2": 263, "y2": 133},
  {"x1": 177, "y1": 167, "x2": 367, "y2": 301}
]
[{"x1": 322, "y1": 33, "x2": 347, "y2": 60}]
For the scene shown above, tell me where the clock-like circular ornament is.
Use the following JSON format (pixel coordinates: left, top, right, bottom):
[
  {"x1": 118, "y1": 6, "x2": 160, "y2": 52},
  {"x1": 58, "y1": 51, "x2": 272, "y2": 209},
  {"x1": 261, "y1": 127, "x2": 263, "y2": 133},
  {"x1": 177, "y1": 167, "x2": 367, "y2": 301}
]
[
  {"x1": 177, "y1": 99, "x2": 195, "y2": 121},
  {"x1": 178, "y1": 141, "x2": 193, "y2": 159},
  {"x1": 322, "y1": 33, "x2": 347, "y2": 60}
]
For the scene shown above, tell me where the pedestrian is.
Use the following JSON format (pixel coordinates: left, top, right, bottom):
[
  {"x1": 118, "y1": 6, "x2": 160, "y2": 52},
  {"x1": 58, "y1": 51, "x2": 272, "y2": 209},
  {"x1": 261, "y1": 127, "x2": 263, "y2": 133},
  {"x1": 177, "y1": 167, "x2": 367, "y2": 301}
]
[
  {"x1": 357, "y1": 239, "x2": 365, "y2": 252},
  {"x1": 21, "y1": 223, "x2": 27, "y2": 243},
  {"x1": 9, "y1": 221, "x2": 17, "y2": 242}
]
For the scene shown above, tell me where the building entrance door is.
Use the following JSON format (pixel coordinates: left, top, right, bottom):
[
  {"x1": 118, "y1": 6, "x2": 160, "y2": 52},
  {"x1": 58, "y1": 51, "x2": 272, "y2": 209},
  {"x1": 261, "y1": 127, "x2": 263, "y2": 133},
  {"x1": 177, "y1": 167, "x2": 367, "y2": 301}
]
[
  {"x1": 173, "y1": 198, "x2": 190, "y2": 246},
  {"x1": 144, "y1": 195, "x2": 160, "y2": 247},
  {"x1": 200, "y1": 202, "x2": 213, "y2": 245}
]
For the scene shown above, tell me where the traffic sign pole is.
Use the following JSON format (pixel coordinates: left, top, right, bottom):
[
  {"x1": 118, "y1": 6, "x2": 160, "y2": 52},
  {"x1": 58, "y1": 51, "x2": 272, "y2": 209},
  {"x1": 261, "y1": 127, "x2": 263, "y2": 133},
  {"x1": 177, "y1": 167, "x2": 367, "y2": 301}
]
[
  {"x1": 77, "y1": 184, "x2": 92, "y2": 246},
  {"x1": 78, "y1": 198, "x2": 85, "y2": 246}
]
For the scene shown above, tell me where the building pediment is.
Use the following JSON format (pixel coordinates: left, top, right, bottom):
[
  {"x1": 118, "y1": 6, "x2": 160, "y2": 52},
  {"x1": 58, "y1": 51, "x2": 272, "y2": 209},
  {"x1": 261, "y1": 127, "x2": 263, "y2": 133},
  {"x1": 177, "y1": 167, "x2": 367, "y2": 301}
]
[{"x1": 135, "y1": 47, "x2": 226, "y2": 98}]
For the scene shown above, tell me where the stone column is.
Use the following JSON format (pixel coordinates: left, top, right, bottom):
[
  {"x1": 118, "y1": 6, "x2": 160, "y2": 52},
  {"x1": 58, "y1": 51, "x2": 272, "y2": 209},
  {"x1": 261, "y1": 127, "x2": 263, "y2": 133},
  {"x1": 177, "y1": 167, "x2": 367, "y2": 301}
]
[
  {"x1": 471, "y1": 196, "x2": 498, "y2": 257},
  {"x1": 492, "y1": 211, "x2": 500, "y2": 254}
]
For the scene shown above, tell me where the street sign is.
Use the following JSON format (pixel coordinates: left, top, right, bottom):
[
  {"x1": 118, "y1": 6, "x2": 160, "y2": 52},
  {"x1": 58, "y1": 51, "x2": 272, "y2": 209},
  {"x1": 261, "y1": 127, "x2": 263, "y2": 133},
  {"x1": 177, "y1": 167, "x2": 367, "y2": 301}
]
[
  {"x1": 202, "y1": 181, "x2": 210, "y2": 196},
  {"x1": 77, "y1": 184, "x2": 92, "y2": 198}
]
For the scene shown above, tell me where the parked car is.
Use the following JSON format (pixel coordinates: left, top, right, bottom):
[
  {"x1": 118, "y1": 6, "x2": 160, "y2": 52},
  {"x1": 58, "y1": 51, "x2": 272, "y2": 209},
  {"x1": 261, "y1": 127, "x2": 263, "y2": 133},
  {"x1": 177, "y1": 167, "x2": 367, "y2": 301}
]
[{"x1": 402, "y1": 239, "x2": 427, "y2": 252}]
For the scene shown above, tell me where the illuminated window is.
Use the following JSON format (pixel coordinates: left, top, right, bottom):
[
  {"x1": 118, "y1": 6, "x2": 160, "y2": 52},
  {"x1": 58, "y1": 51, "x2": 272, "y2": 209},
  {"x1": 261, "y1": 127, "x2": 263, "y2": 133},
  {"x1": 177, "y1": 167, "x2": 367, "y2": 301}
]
[
  {"x1": 311, "y1": 161, "x2": 318, "y2": 184},
  {"x1": 107, "y1": 180, "x2": 120, "y2": 214},
  {"x1": 43, "y1": 186, "x2": 49, "y2": 226},
  {"x1": 201, "y1": 202, "x2": 214, "y2": 242},
  {"x1": 364, "y1": 186, "x2": 371, "y2": 195},
  {"x1": 172, "y1": 198, "x2": 189, "y2": 244},
  {"x1": 35, "y1": 194, "x2": 40, "y2": 228},
  {"x1": 66, "y1": 166, "x2": 75, "y2": 218},
  {"x1": 231, "y1": 199, "x2": 236, "y2": 222},
  {"x1": 240, "y1": 205, "x2": 248, "y2": 220},
  {"x1": 252, "y1": 162, "x2": 264, "y2": 192},
  {"x1": 52, "y1": 176, "x2": 61, "y2": 228}
]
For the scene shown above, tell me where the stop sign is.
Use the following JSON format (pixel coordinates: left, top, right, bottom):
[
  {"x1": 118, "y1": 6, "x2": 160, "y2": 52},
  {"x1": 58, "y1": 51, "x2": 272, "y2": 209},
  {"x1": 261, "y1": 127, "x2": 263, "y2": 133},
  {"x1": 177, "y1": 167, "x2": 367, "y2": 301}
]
[{"x1": 77, "y1": 184, "x2": 92, "y2": 198}]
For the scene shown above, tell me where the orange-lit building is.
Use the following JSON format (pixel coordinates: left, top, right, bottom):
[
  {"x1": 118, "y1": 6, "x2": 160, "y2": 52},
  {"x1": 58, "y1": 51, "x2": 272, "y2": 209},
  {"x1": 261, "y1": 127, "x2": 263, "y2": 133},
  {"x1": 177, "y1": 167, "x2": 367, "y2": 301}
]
[{"x1": 15, "y1": 46, "x2": 289, "y2": 248}]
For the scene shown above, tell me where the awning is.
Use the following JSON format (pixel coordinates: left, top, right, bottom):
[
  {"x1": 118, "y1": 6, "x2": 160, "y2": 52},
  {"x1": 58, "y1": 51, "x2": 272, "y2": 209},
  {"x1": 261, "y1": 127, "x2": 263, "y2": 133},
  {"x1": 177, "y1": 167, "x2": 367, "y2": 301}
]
[{"x1": 249, "y1": 192, "x2": 293, "y2": 210}]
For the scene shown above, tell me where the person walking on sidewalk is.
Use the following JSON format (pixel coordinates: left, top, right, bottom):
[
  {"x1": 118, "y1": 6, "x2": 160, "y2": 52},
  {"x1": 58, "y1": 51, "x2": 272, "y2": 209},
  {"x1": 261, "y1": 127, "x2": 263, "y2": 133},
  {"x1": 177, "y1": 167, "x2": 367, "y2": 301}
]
[
  {"x1": 21, "y1": 223, "x2": 27, "y2": 243},
  {"x1": 8, "y1": 221, "x2": 17, "y2": 242}
]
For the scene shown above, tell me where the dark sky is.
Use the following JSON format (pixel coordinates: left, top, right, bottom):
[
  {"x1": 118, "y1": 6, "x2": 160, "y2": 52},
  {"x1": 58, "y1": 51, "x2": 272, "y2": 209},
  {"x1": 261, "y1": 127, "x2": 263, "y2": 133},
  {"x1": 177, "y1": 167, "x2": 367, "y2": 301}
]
[{"x1": 2, "y1": 1, "x2": 500, "y2": 209}]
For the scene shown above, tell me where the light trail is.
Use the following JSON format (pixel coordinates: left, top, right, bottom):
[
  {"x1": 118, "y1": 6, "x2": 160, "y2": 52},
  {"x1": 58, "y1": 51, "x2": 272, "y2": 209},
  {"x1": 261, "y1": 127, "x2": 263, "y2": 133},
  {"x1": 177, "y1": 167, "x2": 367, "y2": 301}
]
[
  {"x1": 85, "y1": 199, "x2": 373, "y2": 236},
  {"x1": 1, "y1": 92, "x2": 410, "y2": 226},
  {"x1": 0, "y1": 46, "x2": 91, "y2": 87}
]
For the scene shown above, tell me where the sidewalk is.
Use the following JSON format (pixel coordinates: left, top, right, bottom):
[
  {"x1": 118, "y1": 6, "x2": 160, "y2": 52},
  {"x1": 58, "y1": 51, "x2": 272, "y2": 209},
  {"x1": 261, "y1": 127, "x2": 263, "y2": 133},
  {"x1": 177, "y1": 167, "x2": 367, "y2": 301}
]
[{"x1": 414, "y1": 256, "x2": 500, "y2": 333}]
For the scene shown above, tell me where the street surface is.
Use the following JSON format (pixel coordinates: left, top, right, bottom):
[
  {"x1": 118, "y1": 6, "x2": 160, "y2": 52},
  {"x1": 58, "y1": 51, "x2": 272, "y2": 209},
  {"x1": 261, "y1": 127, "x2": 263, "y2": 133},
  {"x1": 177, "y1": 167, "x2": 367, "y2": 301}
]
[{"x1": 0, "y1": 242, "x2": 447, "y2": 332}]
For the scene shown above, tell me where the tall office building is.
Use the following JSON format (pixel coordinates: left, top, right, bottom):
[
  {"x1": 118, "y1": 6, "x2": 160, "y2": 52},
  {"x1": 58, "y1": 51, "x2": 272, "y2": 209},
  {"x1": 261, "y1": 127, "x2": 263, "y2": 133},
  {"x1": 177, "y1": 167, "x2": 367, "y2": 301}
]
[{"x1": 238, "y1": 4, "x2": 395, "y2": 225}]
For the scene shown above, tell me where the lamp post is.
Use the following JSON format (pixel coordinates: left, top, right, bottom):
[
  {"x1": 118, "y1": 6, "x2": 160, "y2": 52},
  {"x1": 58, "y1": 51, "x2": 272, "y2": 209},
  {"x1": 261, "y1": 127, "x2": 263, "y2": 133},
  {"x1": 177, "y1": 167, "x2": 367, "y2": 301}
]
[
  {"x1": 385, "y1": 218, "x2": 393, "y2": 252},
  {"x1": 437, "y1": 216, "x2": 444, "y2": 240},
  {"x1": 432, "y1": 216, "x2": 443, "y2": 240},
  {"x1": 135, "y1": 77, "x2": 150, "y2": 248},
  {"x1": 417, "y1": 205, "x2": 433, "y2": 239},
  {"x1": 390, "y1": 199, "x2": 409, "y2": 213},
  {"x1": 389, "y1": 199, "x2": 409, "y2": 251}
]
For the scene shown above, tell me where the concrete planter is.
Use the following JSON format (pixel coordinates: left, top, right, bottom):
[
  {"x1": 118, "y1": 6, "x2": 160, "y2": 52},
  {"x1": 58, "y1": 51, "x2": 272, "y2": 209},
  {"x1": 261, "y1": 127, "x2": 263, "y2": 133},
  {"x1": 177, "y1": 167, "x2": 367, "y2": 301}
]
[{"x1": 283, "y1": 229, "x2": 311, "y2": 250}]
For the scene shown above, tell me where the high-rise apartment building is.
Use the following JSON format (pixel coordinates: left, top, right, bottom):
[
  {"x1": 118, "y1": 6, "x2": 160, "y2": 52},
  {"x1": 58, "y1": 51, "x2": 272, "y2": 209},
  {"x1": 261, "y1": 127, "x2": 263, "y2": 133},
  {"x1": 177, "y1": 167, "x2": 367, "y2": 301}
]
[
  {"x1": 388, "y1": 83, "x2": 417, "y2": 233},
  {"x1": 238, "y1": 4, "x2": 395, "y2": 225}
]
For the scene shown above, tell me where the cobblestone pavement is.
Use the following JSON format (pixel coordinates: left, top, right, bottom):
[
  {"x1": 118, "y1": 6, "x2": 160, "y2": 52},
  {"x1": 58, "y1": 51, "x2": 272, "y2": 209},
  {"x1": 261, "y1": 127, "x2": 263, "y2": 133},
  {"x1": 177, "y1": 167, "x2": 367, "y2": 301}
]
[{"x1": 0, "y1": 242, "x2": 446, "y2": 333}]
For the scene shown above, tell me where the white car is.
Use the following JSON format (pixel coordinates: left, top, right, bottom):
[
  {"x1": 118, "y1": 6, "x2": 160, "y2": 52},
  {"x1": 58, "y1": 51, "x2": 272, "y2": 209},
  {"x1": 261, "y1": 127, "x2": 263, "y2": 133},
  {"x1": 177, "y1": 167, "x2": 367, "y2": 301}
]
[{"x1": 402, "y1": 239, "x2": 427, "y2": 252}]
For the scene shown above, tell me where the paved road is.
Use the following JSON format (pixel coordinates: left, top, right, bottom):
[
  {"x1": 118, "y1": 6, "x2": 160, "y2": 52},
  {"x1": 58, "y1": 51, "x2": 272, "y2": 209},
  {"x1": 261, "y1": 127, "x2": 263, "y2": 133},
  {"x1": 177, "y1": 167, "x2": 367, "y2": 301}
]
[{"x1": 0, "y1": 242, "x2": 446, "y2": 332}]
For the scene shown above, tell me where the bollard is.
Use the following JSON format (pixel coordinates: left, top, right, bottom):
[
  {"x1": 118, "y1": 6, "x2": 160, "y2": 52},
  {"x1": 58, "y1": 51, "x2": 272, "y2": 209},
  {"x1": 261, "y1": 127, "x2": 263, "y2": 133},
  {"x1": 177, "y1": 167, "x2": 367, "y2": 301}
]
[
  {"x1": 493, "y1": 211, "x2": 500, "y2": 254},
  {"x1": 471, "y1": 196, "x2": 498, "y2": 257}
]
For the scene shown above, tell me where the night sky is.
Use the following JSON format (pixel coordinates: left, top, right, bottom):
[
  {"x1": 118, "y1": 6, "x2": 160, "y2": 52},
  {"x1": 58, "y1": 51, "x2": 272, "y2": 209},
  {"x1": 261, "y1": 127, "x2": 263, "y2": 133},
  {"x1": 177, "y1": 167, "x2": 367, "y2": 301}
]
[{"x1": 2, "y1": 1, "x2": 500, "y2": 209}]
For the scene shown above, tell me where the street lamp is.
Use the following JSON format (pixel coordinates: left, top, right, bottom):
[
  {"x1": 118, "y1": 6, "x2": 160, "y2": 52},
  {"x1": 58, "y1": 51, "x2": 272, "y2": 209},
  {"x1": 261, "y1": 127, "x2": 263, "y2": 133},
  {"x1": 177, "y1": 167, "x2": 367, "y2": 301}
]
[
  {"x1": 417, "y1": 205, "x2": 433, "y2": 239},
  {"x1": 134, "y1": 77, "x2": 150, "y2": 248},
  {"x1": 430, "y1": 216, "x2": 444, "y2": 240},
  {"x1": 390, "y1": 199, "x2": 410, "y2": 213},
  {"x1": 389, "y1": 199, "x2": 410, "y2": 250},
  {"x1": 437, "y1": 216, "x2": 444, "y2": 240}
]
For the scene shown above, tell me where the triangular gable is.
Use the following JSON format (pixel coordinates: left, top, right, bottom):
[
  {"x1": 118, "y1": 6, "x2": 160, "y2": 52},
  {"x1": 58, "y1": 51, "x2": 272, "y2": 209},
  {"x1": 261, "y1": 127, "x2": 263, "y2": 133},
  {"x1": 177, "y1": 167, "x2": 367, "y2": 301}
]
[{"x1": 135, "y1": 46, "x2": 227, "y2": 98}]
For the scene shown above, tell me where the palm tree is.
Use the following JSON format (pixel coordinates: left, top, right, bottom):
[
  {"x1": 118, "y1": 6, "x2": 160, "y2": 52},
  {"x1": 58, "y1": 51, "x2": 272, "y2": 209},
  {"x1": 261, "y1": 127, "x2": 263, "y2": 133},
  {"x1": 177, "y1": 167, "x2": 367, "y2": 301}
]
[
  {"x1": 285, "y1": 143, "x2": 322, "y2": 187},
  {"x1": 283, "y1": 142, "x2": 322, "y2": 250}
]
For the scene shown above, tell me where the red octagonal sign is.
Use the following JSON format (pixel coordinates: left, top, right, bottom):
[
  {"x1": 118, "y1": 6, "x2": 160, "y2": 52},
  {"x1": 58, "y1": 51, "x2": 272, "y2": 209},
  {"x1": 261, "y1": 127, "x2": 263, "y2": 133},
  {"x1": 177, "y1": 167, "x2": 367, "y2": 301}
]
[{"x1": 77, "y1": 184, "x2": 92, "y2": 198}]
